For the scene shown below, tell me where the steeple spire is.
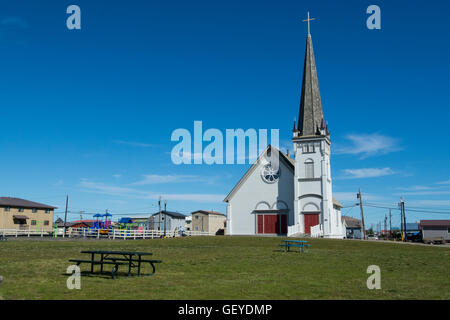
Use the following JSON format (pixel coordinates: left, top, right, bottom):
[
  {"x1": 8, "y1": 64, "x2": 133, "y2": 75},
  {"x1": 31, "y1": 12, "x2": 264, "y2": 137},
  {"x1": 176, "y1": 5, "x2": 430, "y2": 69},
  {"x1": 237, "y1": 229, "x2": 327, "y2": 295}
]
[{"x1": 296, "y1": 33, "x2": 327, "y2": 137}]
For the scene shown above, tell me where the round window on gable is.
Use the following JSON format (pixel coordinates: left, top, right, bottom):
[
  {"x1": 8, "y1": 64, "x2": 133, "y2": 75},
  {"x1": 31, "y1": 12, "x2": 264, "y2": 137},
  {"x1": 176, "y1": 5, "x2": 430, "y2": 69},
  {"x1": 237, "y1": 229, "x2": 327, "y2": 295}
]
[{"x1": 261, "y1": 164, "x2": 280, "y2": 184}]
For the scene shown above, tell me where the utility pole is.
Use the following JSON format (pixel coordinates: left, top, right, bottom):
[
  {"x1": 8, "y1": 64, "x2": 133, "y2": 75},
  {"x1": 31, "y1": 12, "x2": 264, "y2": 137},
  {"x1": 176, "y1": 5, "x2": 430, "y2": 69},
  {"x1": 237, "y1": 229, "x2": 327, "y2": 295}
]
[
  {"x1": 402, "y1": 197, "x2": 407, "y2": 242},
  {"x1": 357, "y1": 189, "x2": 366, "y2": 240},
  {"x1": 63, "y1": 195, "x2": 69, "y2": 238},
  {"x1": 158, "y1": 196, "x2": 162, "y2": 232},
  {"x1": 389, "y1": 210, "x2": 392, "y2": 240},
  {"x1": 399, "y1": 197, "x2": 407, "y2": 242},
  {"x1": 164, "y1": 200, "x2": 167, "y2": 237},
  {"x1": 384, "y1": 215, "x2": 387, "y2": 238},
  {"x1": 399, "y1": 202, "x2": 403, "y2": 241}
]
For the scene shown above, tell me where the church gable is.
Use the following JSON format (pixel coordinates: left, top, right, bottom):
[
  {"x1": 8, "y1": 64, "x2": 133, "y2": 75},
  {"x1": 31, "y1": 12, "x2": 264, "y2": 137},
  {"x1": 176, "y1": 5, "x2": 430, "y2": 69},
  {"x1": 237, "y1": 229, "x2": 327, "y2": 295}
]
[
  {"x1": 224, "y1": 147, "x2": 294, "y2": 203},
  {"x1": 224, "y1": 147, "x2": 295, "y2": 235}
]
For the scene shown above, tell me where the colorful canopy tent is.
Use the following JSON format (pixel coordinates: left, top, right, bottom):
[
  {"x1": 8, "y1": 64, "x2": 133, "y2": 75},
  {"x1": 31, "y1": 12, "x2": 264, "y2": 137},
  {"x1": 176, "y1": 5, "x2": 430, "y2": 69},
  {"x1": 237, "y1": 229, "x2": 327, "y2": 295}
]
[
  {"x1": 119, "y1": 217, "x2": 133, "y2": 224},
  {"x1": 117, "y1": 217, "x2": 134, "y2": 231}
]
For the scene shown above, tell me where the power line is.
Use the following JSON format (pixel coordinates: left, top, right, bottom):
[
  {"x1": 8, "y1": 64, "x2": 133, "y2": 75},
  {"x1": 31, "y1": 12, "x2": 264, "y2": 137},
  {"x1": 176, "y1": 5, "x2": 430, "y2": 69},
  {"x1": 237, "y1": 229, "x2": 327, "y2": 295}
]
[
  {"x1": 365, "y1": 202, "x2": 450, "y2": 214},
  {"x1": 363, "y1": 203, "x2": 450, "y2": 215}
]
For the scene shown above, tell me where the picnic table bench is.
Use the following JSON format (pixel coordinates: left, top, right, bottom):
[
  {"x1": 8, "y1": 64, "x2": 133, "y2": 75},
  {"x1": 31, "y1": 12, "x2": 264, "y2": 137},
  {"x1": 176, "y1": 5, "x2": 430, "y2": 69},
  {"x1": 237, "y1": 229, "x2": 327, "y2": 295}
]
[
  {"x1": 279, "y1": 240, "x2": 310, "y2": 253},
  {"x1": 69, "y1": 250, "x2": 162, "y2": 279}
]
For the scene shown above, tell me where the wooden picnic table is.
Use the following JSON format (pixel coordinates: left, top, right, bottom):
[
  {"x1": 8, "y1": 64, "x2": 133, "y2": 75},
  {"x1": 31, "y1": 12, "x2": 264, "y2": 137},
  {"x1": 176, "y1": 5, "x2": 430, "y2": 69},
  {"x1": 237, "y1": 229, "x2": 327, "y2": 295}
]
[
  {"x1": 280, "y1": 240, "x2": 310, "y2": 253},
  {"x1": 69, "y1": 250, "x2": 162, "y2": 279}
]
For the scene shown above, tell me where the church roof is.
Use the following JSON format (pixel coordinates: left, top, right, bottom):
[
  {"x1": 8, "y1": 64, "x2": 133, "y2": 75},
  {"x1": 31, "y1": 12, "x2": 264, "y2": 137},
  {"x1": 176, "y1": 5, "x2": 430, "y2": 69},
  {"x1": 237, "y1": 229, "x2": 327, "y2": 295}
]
[
  {"x1": 223, "y1": 146, "x2": 294, "y2": 202},
  {"x1": 296, "y1": 35, "x2": 327, "y2": 137},
  {"x1": 332, "y1": 198, "x2": 343, "y2": 208}
]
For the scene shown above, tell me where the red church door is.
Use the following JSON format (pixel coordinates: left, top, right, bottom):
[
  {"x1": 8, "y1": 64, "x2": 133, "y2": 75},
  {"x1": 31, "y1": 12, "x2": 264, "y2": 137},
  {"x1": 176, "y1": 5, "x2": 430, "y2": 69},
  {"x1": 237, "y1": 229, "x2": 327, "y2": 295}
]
[
  {"x1": 257, "y1": 214, "x2": 288, "y2": 234},
  {"x1": 304, "y1": 214, "x2": 319, "y2": 234},
  {"x1": 257, "y1": 215, "x2": 264, "y2": 234},
  {"x1": 263, "y1": 215, "x2": 277, "y2": 234}
]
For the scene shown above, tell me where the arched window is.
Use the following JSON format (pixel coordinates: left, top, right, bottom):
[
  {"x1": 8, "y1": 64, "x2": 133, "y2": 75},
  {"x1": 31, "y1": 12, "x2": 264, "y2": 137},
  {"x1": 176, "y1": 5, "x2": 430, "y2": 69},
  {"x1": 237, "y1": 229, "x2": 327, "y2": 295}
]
[{"x1": 305, "y1": 159, "x2": 314, "y2": 178}]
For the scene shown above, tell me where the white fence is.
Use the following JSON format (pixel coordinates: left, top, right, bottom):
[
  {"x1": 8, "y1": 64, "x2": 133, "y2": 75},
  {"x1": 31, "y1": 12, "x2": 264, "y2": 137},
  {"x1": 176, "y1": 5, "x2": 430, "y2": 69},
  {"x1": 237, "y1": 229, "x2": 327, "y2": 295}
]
[
  {"x1": 0, "y1": 228, "x2": 212, "y2": 240},
  {"x1": 0, "y1": 229, "x2": 51, "y2": 237},
  {"x1": 287, "y1": 223, "x2": 302, "y2": 237},
  {"x1": 65, "y1": 228, "x2": 212, "y2": 239},
  {"x1": 310, "y1": 224, "x2": 323, "y2": 238}
]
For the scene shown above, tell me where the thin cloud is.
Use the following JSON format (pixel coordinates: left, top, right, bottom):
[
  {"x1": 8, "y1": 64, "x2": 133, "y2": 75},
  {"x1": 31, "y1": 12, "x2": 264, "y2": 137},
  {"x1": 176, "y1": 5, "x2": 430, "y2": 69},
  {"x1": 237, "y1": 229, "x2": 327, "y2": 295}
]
[
  {"x1": 80, "y1": 179, "x2": 137, "y2": 196},
  {"x1": 112, "y1": 140, "x2": 153, "y2": 148},
  {"x1": 156, "y1": 193, "x2": 224, "y2": 202},
  {"x1": 340, "y1": 167, "x2": 396, "y2": 179},
  {"x1": 334, "y1": 133, "x2": 401, "y2": 159},
  {"x1": 396, "y1": 185, "x2": 432, "y2": 191},
  {"x1": 437, "y1": 180, "x2": 450, "y2": 185},
  {"x1": 79, "y1": 179, "x2": 224, "y2": 203},
  {"x1": 0, "y1": 16, "x2": 29, "y2": 46},
  {"x1": 1, "y1": 17, "x2": 29, "y2": 29},
  {"x1": 131, "y1": 174, "x2": 203, "y2": 185},
  {"x1": 395, "y1": 190, "x2": 450, "y2": 196},
  {"x1": 407, "y1": 200, "x2": 450, "y2": 207},
  {"x1": 333, "y1": 192, "x2": 380, "y2": 202}
]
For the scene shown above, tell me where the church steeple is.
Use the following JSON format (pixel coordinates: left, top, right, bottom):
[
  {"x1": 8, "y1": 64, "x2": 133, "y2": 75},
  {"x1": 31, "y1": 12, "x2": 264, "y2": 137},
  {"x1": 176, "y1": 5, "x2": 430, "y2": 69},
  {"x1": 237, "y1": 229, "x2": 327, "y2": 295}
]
[{"x1": 296, "y1": 34, "x2": 327, "y2": 137}]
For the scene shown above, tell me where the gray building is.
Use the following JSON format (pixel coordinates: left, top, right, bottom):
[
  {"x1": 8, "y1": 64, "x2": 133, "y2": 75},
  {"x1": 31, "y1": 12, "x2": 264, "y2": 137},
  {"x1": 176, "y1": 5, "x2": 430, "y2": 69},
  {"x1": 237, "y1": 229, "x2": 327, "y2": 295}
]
[
  {"x1": 149, "y1": 211, "x2": 186, "y2": 232},
  {"x1": 419, "y1": 220, "x2": 450, "y2": 243},
  {"x1": 342, "y1": 216, "x2": 362, "y2": 239}
]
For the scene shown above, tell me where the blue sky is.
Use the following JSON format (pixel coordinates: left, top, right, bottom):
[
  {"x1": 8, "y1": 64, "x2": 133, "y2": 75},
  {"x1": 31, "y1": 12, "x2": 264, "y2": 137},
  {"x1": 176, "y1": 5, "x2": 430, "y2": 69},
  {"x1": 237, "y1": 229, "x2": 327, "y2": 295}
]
[{"x1": 0, "y1": 0, "x2": 449, "y2": 229}]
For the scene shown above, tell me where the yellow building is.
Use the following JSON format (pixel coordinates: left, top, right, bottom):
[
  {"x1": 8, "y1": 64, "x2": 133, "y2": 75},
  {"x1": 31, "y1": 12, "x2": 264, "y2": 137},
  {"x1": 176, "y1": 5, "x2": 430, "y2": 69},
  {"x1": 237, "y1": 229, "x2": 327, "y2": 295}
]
[
  {"x1": 191, "y1": 210, "x2": 226, "y2": 235},
  {"x1": 0, "y1": 197, "x2": 56, "y2": 231}
]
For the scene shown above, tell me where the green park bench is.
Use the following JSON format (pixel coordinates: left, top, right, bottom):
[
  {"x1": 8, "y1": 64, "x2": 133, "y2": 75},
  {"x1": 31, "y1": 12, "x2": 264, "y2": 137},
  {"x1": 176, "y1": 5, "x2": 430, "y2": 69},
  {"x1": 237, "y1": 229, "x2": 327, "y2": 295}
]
[{"x1": 279, "y1": 240, "x2": 310, "y2": 253}]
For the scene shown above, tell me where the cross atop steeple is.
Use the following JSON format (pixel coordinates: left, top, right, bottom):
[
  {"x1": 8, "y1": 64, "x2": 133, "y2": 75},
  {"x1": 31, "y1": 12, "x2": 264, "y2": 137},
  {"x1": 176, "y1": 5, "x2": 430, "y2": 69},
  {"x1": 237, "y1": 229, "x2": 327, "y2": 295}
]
[{"x1": 302, "y1": 11, "x2": 315, "y2": 35}]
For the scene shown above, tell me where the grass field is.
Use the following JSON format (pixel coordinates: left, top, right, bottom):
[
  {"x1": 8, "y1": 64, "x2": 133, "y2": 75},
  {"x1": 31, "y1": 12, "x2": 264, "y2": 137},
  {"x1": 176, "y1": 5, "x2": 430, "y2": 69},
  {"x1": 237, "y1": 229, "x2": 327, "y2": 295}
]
[{"x1": 0, "y1": 236, "x2": 448, "y2": 300}]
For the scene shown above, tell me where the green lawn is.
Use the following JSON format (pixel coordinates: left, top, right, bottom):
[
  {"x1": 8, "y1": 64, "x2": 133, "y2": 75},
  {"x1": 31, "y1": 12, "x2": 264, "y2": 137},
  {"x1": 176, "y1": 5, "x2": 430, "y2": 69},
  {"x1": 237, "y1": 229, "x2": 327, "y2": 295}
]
[{"x1": 0, "y1": 236, "x2": 448, "y2": 300}]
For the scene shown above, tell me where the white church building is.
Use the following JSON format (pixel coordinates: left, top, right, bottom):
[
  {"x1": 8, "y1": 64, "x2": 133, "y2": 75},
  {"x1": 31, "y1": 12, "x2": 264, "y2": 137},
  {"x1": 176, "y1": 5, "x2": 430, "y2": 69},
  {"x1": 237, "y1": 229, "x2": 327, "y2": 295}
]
[{"x1": 224, "y1": 33, "x2": 344, "y2": 239}]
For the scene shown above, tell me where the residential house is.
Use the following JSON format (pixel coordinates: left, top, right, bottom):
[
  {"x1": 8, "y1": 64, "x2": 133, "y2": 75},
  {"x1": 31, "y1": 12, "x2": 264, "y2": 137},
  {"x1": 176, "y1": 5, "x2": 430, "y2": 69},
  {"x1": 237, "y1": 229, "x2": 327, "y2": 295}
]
[
  {"x1": 0, "y1": 197, "x2": 56, "y2": 231},
  {"x1": 341, "y1": 216, "x2": 362, "y2": 239},
  {"x1": 128, "y1": 217, "x2": 150, "y2": 229},
  {"x1": 149, "y1": 211, "x2": 186, "y2": 232},
  {"x1": 191, "y1": 210, "x2": 226, "y2": 235},
  {"x1": 56, "y1": 220, "x2": 93, "y2": 232},
  {"x1": 419, "y1": 220, "x2": 450, "y2": 243}
]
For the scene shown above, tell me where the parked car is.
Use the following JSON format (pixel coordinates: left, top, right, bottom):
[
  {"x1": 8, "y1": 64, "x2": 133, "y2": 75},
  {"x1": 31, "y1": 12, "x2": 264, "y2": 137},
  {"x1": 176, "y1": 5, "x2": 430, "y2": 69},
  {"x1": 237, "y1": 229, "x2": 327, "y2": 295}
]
[
  {"x1": 407, "y1": 232, "x2": 422, "y2": 242},
  {"x1": 367, "y1": 235, "x2": 378, "y2": 240}
]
